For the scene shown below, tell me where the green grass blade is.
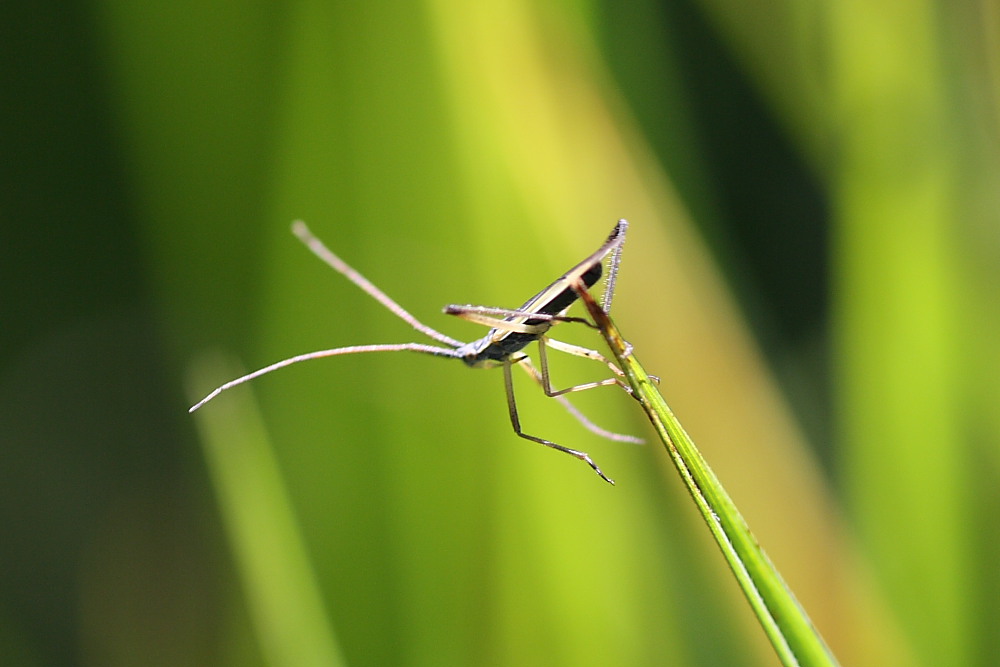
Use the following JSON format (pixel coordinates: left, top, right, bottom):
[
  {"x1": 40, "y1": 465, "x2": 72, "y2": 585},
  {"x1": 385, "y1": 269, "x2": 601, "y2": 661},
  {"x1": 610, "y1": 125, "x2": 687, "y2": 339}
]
[
  {"x1": 187, "y1": 355, "x2": 347, "y2": 667},
  {"x1": 578, "y1": 286, "x2": 839, "y2": 667}
]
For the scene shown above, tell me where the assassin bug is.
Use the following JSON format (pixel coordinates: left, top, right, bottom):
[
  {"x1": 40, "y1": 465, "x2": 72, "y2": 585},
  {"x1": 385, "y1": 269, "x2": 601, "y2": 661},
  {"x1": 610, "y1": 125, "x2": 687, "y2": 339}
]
[{"x1": 190, "y1": 220, "x2": 640, "y2": 483}]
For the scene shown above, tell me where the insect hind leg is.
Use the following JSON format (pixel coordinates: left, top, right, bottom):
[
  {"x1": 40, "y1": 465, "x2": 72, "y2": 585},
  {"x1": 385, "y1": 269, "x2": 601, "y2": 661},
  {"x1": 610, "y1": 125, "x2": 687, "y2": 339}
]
[
  {"x1": 514, "y1": 355, "x2": 643, "y2": 445},
  {"x1": 502, "y1": 360, "x2": 614, "y2": 484}
]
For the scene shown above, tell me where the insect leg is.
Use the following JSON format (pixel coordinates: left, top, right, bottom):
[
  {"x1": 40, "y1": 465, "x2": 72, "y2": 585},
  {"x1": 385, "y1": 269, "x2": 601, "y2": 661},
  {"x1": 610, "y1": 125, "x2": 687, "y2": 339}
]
[
  {"x1": 540, "y1": 336, "x2": 628, "y2": 383},
  {"x1": 502, "y1": 359, "x2": 615, "y2": 484},
  {"x1": 536, "y1": 339, "x2": 627, "y2": 398},
  {"x1": 514, "y1": 356, "x2": 644, "y2": 444},
  {"x1": 444, "y1": 304, "x2": 594, "y2": 329},
  {"x1": 537, "y1": 337, "x2": 659, "y2": 386},
  {"x1": 444, "y1": 307, "x2": 550, "y2": 335}
]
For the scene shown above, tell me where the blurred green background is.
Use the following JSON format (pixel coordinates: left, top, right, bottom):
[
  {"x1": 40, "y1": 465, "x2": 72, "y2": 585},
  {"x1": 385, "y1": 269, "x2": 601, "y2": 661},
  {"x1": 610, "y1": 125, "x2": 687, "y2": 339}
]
[{"x1": 4, "y1": 0, "x2": 999, "y2": 665}]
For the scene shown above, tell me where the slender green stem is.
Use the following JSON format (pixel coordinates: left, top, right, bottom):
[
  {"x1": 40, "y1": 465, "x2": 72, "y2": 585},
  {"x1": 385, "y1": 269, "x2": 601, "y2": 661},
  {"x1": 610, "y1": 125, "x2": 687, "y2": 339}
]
[{"x1": 575, "y1": 283, "x2": 839, "y2": 667}]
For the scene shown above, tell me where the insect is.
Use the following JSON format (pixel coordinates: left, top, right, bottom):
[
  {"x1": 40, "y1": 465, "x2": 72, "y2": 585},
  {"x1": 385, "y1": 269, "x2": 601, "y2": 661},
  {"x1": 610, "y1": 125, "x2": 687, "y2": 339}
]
[{"x1": 190, "y1": 220, "x2": 640, "y2": 483}]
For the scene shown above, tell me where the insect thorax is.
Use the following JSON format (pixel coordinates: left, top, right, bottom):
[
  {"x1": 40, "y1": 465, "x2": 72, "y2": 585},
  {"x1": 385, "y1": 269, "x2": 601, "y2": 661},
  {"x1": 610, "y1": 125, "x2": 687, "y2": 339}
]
[{"x1": 457, "y1": 258, "x2": 605, "y2": 368}]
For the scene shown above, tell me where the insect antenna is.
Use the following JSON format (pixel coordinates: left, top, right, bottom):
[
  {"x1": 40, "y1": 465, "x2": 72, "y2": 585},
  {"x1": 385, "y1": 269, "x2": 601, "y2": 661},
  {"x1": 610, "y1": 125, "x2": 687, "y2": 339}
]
[
  {"x1": 189, "y1": 342, "x2": 461, "y2": 412},
  {"x1": 190, "y1": 222, "x2": 468, "y2": 412},
  {"x1": 292, "y1": 221, "x2": 464, "y2": 348}
]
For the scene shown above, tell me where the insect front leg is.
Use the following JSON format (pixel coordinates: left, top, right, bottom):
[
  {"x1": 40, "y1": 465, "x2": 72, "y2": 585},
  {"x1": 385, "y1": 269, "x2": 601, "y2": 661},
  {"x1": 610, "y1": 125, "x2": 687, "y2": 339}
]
[{"x1": 443, "y1": 305, "x2": 594, "y2": 330}]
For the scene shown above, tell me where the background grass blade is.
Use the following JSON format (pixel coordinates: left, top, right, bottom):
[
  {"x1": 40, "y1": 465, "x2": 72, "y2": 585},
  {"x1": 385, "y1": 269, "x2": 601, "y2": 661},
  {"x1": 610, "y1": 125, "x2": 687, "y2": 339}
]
[{"x1": 188, "y1": 355, "x2": 346, "y2": 667}]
